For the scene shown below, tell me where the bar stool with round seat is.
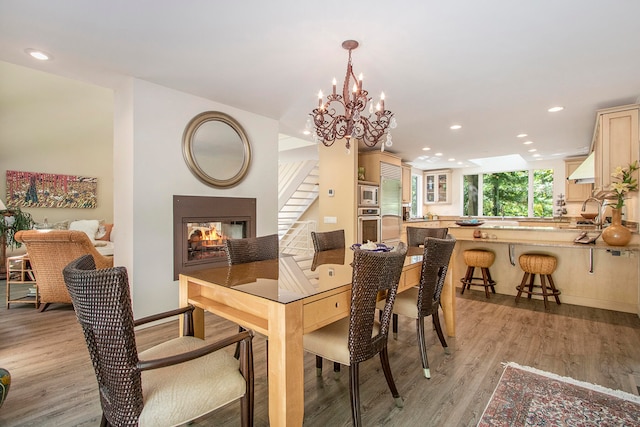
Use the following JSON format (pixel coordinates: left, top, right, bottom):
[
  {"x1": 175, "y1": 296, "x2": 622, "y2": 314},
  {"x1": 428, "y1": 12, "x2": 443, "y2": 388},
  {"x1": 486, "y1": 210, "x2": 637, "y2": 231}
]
[
  {"x1": 460, "y1": 249, "x2": 496, "y2": 298},
  {"x1": 515, "y1": 253, "x2": 561, "y2": 310}
]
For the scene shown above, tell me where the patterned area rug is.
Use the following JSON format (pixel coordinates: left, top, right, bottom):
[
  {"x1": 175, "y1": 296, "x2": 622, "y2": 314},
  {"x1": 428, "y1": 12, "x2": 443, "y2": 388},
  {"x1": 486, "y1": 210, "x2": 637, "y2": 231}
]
[{"x1": 478, "y1": 362, "x2": 640, "y2": 426}]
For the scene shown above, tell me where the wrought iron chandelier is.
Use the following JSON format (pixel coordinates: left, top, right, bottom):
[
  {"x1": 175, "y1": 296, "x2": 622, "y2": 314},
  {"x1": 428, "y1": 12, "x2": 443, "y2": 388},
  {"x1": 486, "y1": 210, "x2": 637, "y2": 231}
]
[{"x1": 307, "y1": 40, "x2": 396, "y2": 153}]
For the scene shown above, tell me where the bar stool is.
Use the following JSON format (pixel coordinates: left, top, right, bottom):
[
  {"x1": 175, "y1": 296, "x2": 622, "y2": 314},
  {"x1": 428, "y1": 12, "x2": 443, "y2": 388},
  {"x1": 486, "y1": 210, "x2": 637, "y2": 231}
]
[
  {"x1": 515, "y1": 253, "x2": 561, "y2": 310},
  {"x1": 460, "y1": 249, "x2": 496, "y2": 298}
]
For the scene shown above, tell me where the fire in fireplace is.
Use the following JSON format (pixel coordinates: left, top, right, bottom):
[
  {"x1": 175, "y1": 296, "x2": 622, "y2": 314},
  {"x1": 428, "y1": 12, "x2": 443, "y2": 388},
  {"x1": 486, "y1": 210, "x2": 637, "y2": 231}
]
[{"x1": 173, "y1": 195, "x2": 256, "y2": 280}]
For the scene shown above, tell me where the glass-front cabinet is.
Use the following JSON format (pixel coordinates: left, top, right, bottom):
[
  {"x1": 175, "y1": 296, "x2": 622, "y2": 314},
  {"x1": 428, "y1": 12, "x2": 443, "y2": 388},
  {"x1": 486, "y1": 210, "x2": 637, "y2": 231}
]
[{"x1": 424, "y1": 170, "x2": 451, "y2": 204}]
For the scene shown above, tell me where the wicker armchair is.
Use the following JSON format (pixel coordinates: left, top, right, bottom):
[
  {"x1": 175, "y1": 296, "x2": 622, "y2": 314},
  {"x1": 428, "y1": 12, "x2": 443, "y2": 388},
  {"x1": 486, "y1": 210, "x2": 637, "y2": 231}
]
[
  {"x1": 224, "y1": 234, "x2": 279, "y2": 265},
  {"x1": 406, "y1": 226, "x2": 449, "y2": 247},
  {"x1": 311, "y1": 229, "x2": 345, "y2": 252},
  {"x1": 15, "y1": 230, "x2": 114, "y2": 311},
  {"x1": 304, "y1": 243, "x2": 408, "y2": 426},
  {"x1": 63, "y1": 255, "x2": 254, "y2": 427},
  {"x1": 380, "y1": 235, "x2": 456, "y2": 379}
]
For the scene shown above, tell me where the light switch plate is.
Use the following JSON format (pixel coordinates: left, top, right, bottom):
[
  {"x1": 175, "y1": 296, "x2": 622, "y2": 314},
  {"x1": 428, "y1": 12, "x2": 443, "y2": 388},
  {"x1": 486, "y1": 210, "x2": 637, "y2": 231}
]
[{"x1": 324, "y1": 216, "x2": 337, "y2": 224}]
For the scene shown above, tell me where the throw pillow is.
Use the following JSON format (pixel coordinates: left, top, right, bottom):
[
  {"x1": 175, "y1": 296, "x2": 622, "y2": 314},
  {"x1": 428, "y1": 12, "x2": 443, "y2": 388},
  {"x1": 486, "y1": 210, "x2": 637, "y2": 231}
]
[
  {"x1": 69, "y1": 219, "x2": 100, "y2": 242},
  {"x1": 95, "y1": 223, "x2": 113, "y2": 241}
]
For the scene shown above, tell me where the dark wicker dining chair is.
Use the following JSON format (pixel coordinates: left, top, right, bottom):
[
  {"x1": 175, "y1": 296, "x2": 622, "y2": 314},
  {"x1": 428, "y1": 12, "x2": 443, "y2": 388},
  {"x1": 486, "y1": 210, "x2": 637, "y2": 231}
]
[
  {"x1": 406, "y1": 226, "x2": 449, "y2": 247},
  {"x1": 381, "y1": 235, "x2": 456, "y2": 379},
  {"x1": 311, "y1": 229, "x2": 345, "y2": 252},
  {"x1": 225, "y1": 234, "x2": 279, "y2": 265},
  {"x1": 225, "y1": 233, "x2": 279, "y2": 361},
  {"x1": 63, "y1": 255, "x2": 254, "y2": 427},
  {"x1": 304, "y1": 243, "x2": 408, "y2": 427}
]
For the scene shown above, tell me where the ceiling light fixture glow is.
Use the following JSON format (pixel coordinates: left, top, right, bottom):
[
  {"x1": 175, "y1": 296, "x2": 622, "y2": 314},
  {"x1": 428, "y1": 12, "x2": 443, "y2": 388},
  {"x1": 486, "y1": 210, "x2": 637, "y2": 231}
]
[
  {"x1": 450, "y1": 124, "x2": 462, "y2": 130},
  {"x1": 548, "y1": 106, "x2": 564, "y2": 112},
  {"x1": 306, "y1": 40, "x2": 396, "y2": 153},
  {"x1": 25, "y1": 48, "x2": 51, "y2": 61},
  {"x1": 517, "y1": 133, "x2": 528, "y2": 138},
  {"x1": 422, "y1": 147, "x2": 431, "y2": 151},
  {"x1": 523, "y1": 140, "x2": 534, "y2": 145},
  {"x1": 435, "y1": 152, "x2": 443, "y2": 156}
]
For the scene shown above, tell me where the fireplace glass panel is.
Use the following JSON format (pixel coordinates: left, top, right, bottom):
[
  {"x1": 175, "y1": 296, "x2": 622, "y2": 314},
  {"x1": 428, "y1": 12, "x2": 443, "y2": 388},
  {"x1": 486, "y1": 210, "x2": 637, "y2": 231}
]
[{"x1": 187, "y1": 220, "x2": 247, "y2": 262}]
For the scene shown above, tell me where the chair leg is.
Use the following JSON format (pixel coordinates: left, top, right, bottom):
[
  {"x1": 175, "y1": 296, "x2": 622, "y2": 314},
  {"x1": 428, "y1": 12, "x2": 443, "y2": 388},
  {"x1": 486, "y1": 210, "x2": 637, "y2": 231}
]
[
  {"x1": 334, "y1": 362, "x2": 341, "y2": 378},
  {"x1": 540, "y1": 274, "x2": 550, "y2": 310},
  {"x1": 515, "y1": 272, "x2": 529, "y2": 303},
  {"x1": 349, "y1": 363, "x2": 362, "y2": 427},
  {"x1": 481, "y1": 268, "x2": 491, "y2": 298},
  {"x1": 392, "y1": 313, "x2": 398, "y2": 340},
  {"x1": 527, "y1": 273, "x2": 535, "y2": 299},
  {"x1": 432, "y1": 311, "x2": 448, "y2": 350},
  {"x1": 315, "y1": 355, "x2": 323, "y2": 377},
  {"x1": 38, "y1": 302, "x2": 51, "y2": 312},
  {"x1": 379, "y1": 346, "x2": 403, "y2": 407},
  {"x1": 417, "y1": 317, "x2": 430, "y2": 378},
  {"x1": 100, "y1": 414, "x2": 109, "y2": 427},
  {"x1": 547, "y1": 274, "x2": 561, "y2": 305},
  {"x1": 460, "y1": 266, "x2": 474, "y2": 294}
]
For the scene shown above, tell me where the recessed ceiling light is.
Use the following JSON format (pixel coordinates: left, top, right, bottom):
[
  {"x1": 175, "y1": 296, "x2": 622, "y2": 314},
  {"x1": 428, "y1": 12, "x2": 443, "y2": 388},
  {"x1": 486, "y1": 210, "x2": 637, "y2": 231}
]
[
  {"x1": 302, "y1": 129, "x2": 311, "y2": 135},
  {"x1": 517, "y1": 133, "x2": 528, "y2": 138},
  {"x1": 450, "y1": 124, "x2": 462, "y2": 130},
  {"x1": 25, "y1": 48, "x2": 52, "y2": 61},
  {"x1": 457, "y1": 161, "x2": 463, "y2": 165},
  {"x1": 422, "y1": 147, "x2": 431, "y2": 151},
  {"x1": 448, "y1": 158, "x2": 455, "y2": 161},
  {"x1": 532, "y1": 153, "x2": 541, "y2": 157},
  {"x1": 523, "y1": 140, "x2": 534, "y2": 145},
  {"x1": 548, "y1": 106, "x2": 564, "y2": 112},
  {"x1": 435, "y1": 152, "x2": 443, "y2": 156},
  {"x1": 528, "y1": 148, "x2": 537, "y2": 152}
]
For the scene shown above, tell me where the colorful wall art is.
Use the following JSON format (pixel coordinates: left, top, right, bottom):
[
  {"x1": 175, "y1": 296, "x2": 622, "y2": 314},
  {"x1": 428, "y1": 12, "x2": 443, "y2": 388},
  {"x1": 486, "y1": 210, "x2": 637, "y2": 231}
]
[{"x1": 6, "y1": 170, "x2": 97, "y2": 209}]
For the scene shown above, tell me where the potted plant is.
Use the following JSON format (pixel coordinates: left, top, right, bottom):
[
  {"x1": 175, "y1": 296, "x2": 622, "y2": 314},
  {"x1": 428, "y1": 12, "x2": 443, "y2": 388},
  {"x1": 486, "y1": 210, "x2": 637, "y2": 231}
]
[{"x1": 0, "y1": 206, "x2": 35, "y2": 275}]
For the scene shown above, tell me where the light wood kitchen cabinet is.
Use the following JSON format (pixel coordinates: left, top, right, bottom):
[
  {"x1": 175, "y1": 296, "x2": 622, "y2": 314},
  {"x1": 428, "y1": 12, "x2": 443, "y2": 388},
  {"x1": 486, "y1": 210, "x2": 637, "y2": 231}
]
[
  {"x1": 564, "y1": 156, "x2": 593, "y2": 202},
  {"x1": 402, "y1": 164, "x2": 411, "y2": 203},
  {"x1": 424, "y1": 170, "x2": 451, "y2": 204},
  {"x1": 358, "y1": 151, "x2": 402, "y2": 184},
  {"x1": 592, "y1": 104, "x2": 639, "y2": 221},
  {"x1": 593, "y1": 104, "x2": 639, "y2": 191}
]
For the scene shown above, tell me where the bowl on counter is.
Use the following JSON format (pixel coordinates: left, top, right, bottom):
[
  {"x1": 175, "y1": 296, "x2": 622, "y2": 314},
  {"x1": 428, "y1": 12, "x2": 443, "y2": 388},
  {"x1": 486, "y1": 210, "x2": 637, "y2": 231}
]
[
  {"x1": 455, "y1": 219, "x2": 484, "y2": 226},
  {"x1": 581, "y1": 212, "x2": 598, "y2": 220}
]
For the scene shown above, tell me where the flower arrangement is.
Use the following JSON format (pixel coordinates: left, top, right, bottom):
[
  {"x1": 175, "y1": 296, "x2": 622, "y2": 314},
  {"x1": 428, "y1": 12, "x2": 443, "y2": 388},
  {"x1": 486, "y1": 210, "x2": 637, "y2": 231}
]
[{"x1": 610, "y1": 160, "x2": 639, "y2": 209}]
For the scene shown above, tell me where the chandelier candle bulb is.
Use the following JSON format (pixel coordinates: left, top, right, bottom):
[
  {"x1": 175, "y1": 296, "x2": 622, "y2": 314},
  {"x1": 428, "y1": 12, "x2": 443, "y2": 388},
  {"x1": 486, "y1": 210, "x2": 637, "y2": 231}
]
[{"x1": 332, "y1": 78, "x2": 336, "y2": 96}]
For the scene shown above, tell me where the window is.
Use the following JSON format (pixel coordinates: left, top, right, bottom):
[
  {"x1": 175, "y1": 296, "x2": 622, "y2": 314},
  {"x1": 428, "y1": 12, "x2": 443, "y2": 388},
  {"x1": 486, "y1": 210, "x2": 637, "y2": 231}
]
[
  {"x1": 410, "y1": 173, "x2": 422, "y2": 218},
  {"x1": 463, "y1": 169, "x2": 553, "y2": 217}
]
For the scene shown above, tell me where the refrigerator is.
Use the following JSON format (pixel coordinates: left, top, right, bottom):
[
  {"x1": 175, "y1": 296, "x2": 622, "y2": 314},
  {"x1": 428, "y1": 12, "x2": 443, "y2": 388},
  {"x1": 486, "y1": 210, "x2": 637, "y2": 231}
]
[{"x1": 380, "y1": 163, "x2": 403, "y2": 245}]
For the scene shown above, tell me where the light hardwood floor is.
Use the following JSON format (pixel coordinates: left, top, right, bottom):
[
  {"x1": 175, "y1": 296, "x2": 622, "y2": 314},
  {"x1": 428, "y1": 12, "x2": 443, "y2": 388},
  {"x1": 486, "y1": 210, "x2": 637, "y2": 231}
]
[{"x1": 1, "y1": 280, "x2": 639, "y2": 426}]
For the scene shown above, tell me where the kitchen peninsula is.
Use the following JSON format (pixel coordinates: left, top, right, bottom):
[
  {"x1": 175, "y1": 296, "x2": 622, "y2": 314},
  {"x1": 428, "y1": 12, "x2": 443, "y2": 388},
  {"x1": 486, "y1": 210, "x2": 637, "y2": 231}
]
[{"x1": 404, "y1": 219, "x2": 640, "y2": 337}]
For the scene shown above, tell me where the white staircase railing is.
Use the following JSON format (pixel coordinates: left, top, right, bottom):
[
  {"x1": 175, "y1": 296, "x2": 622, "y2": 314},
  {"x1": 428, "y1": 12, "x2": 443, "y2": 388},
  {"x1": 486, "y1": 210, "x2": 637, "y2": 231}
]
[{"x1": 278, "y1": 160, "x2": 319, "y2": 247}]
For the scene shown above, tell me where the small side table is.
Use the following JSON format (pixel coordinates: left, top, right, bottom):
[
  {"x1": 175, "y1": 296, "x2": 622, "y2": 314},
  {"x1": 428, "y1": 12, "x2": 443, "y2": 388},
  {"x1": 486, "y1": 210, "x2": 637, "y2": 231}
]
[{"x1": 6, "y1": 255, "x2": 39, "y2": 309}]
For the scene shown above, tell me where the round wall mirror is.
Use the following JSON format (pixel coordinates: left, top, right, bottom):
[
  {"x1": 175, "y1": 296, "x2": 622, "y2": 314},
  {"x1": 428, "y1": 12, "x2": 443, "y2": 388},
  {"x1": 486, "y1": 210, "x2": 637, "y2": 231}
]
[{"x1": 182, "y1": 111, "x2": 252, "y2": 188}]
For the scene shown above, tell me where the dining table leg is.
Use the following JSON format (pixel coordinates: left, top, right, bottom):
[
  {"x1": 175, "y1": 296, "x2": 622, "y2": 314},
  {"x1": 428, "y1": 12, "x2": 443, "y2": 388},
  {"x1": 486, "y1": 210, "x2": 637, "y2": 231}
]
[{"x1": 267, "y1": 299, "x2": 305, "y2": 426}]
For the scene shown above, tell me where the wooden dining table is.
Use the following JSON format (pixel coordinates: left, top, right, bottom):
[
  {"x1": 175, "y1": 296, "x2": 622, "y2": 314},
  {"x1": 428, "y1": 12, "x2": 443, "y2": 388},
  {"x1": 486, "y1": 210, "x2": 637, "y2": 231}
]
[{"x1": 178, "y1": 246, "x2": 456, "y2": 426}]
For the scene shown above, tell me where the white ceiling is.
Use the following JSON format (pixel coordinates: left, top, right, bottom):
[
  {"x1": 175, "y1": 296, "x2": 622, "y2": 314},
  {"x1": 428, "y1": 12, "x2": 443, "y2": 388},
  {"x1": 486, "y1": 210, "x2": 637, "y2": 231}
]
[{"x1": 1, "y1": 1, "x2": 639, "y2": 170}]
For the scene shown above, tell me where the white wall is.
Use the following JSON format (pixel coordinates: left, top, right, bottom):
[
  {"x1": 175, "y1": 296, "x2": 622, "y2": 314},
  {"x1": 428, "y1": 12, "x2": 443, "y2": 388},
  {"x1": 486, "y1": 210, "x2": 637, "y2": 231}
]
[
  {"x1": 114, "y1": 79, "x2": 279, "y2": 317},
  {"x1": 0, "y1": 61, "x2": 114, "y2": 225}
]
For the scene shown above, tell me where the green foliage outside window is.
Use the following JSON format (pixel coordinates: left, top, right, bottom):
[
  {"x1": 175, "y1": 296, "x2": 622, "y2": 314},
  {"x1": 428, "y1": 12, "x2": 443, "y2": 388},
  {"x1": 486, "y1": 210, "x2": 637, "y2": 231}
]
[{"x1": 463, "y1": 169, "x2": 554, "y2": 217}]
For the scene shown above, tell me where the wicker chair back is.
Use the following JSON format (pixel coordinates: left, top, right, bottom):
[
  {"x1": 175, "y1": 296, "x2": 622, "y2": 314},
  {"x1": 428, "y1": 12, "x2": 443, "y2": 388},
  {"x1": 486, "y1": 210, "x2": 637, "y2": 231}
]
[
  {"x1": 311, "y1": 229, "x2": 345, "y2": 252},
  {"x1": 406, "y1": 226, "x2": 449, "y2": 247},
  {"x1": 63, "y1": 255, "x2": 143, "y2": 425},
  {"x1": 225, "y1": 234, "x2": 279, "y2": 265},
  {"x1": 349, "y1": 242, "x2": 407, "y2": 364},
  {"x1": 416, "y1": 235, "x2": 456, "y2": 316}
]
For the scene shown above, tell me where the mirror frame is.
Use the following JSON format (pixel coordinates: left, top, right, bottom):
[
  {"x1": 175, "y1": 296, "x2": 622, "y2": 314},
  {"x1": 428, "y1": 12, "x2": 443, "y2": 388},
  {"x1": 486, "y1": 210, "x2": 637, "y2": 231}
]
[{"x1": 182, "y1": 111, "x2": 252, "y2": 188}]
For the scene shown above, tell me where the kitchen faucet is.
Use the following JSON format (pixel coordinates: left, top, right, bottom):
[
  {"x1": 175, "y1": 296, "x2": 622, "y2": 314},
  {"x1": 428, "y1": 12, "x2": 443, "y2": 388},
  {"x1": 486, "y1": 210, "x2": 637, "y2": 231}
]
[{"x1": 581, "y1": 197, "x2": 606, "y2": 229}]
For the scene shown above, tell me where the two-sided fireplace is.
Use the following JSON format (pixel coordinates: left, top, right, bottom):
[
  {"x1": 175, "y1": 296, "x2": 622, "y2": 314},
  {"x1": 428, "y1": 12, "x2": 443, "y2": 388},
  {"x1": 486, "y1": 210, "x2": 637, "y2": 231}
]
[{"x1": 173, "y1": 195, "x2": 256, "y2": 280}]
